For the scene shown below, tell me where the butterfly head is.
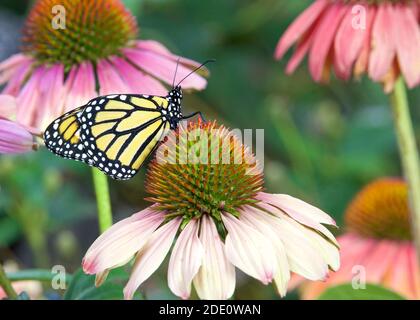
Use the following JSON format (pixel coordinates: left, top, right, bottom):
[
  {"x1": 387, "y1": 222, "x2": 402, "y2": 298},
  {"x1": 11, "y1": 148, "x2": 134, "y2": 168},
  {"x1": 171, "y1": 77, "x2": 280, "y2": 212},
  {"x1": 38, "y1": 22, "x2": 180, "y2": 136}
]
[{"x1": 166, "y1": 86, "x2": 183, "y2": 129}]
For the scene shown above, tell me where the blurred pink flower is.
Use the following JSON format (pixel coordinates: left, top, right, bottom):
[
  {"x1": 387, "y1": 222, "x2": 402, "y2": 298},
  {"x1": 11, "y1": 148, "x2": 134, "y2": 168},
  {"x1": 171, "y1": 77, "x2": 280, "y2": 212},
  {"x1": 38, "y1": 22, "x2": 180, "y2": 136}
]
[
  {"x1": 82, "y1": 121, "x2": 339, "y2": 300},
  {"x1": 275, "y1": 0, "x2": 420, "y2": 92},
  {"x1": 0, "y1": 94, "x2": 37, "y2": 154},
  {"x1": 291, "y1": 178, "x2": 420, "y2": 299},
  {"x1": 0, "y1": 0, "x2": 207, "y2": 132}
]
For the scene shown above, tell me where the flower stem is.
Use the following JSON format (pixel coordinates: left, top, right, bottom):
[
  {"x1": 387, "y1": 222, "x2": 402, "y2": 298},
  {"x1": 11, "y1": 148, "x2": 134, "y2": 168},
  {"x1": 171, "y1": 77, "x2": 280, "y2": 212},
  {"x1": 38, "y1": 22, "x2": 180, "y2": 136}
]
[
  {"x1": 91, "y1": 168, "x2": 113, "y2": 233},
  {"x1": 0, "y1": 264, "x2": 18, "y2": 299},
  {"x1": 389, "y1": 78, "x2": 420, "y2": 262}
]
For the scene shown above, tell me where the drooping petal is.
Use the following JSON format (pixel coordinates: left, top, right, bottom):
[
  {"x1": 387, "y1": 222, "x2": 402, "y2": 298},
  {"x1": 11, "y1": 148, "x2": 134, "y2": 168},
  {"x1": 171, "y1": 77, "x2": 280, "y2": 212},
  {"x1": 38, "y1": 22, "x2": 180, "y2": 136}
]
[
  {"x1": 368, "y1": 3, "x2": 396, "y2": 82},
  {"x1": 253, "y1": 209, "x2": 330, "y2": 281},
  {"x1": 82, "y1": 207, "x2": 165, "y2": 274},
  {"x1": 308, "y1": 3, "x2": 348, "y2": 82},
  {"x1": 274, "y1": 0, "x2": 328, "y2": 59},
  {"x1": 393, "y1": 5, "x2": 420, "y2": 88},
  {"x1": 193, "y1": 215, "x2": 236, "y2": 300},
  {"x1": 64, "y1": 62, "x2": 97, "y2": 111},
  {"x1": 222, "y1": 213, "x2": 277, "y2": 285},
  {"x1": 123, "y1": 48, "x2": 207, "y2": 90},
  {"x1": 0, "y1": 119, "x2": 34, "y2": 154},
  {"x1": 110, "y1": 56, "x2": 168, "y2": 96},
  {"x1": 256, "y1": 192, "x2": 337, "y2": 245},
  {"x1": 124, "y1": 217, "x2": 182, "y2": 300},
  {"x1": 334, "y1": 6, "x2": 373, "y2": 80},
  {"x1": 97, "y1": 58, "x2": 131, "y2": 96},
  {"x1": 0, "y1": 94, "x2": 17, "y2": 120},
  {"x1": 0, "y1": 54, "x2": 32, "y2": 85},
  {"x1": 285, "y1": 28, "x2": 316, "y2": 75},
  {"x1": 238, "y1": 207, "x2": 290, "y2": 296},
  {"x1": 135, "y1": 40, "x2": 204, "y2": 71},
  {"x1": 15, "y1": 66, "x2": 44, "y2": 128},
  {"x1": 1, "y1": 58, "x2": 33, "y2": 96},
  {"x1": 168, "y1": 219, "x2": 204, "y2": 299}
]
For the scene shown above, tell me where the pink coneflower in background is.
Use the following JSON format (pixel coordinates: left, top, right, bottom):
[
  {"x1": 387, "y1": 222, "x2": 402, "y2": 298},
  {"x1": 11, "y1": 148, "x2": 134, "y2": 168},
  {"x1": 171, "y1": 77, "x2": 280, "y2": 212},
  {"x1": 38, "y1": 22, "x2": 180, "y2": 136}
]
[
  {"x1": 292, "y1": 178, "x2": 420, "y2": 299},
  {"x1": 0, "y1": 94, "x2": 38, "y2": 154},
  {"x1": 275, "y1": 0, "x2": 420, "y2": 92},
  {"x1": 0, "y1": 0, "x2": 207, "y2": 132},
  {"x1": 82, "y1": 121, "x2": 339, "y2": 300}
]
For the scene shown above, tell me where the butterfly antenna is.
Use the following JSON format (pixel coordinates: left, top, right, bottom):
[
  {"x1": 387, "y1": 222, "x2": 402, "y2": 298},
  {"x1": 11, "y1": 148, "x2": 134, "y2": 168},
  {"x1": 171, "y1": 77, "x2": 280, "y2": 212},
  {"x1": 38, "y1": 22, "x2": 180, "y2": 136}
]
[
  {"x1": 172, "y1": 58, "x2": 181, "y2": 88},
  {"x1": 176, "y1": 59, "x2": 215, "y2": 87}
]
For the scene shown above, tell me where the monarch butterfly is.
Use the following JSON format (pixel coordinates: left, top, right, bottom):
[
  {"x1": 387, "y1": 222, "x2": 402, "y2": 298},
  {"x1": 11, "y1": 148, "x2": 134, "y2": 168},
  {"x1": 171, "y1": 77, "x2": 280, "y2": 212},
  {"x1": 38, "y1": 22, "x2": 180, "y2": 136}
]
[{"x1": 43, "y1": 60, "x2": 213, "y2": 180}]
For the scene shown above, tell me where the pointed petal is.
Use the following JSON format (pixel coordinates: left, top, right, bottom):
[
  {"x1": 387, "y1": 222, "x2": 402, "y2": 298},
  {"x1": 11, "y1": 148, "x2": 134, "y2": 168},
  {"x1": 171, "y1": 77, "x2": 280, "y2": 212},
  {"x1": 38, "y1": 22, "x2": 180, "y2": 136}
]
[
  {"x1": 193, "y1": 215, "x2": 236, "y2": 300},
  {"x1": 393, "y1": 5, "x2": 420, "y2": 88},
  {"x1": 64, "y1": 62, "x2": 97, "y2": 110},
  {"x1": 309, "y1": 3, "x2": 348, "y2": 82},
  {"x1": 0, "y1": 94, "x2": 17, "y2": 120},
  {"x1": 0, "y1": 119, "x2": 34, "y2": 154},
  {"x1": 97, "y1": 59, "x2": 130, "y2": 96},
  {"x1": 168, "y1": 220, "x2": 204, "y2": 299},
  {"x1": 123, "y1": 48, "x2": 207, "y2": 90},
  {"x1": 82, "y1": 208, "x2": 165, "y2": 274},
  {"x1": 368, "y1": 4, "x2": 396, "y2": 82},
  {"x1": 222, "y1": 213, "x2": 276, "y2": 285},
  {"x1": 275, "y1": 0, "x2": 329, "y2": 59},
  {"x1": 124, "y1": 217, "x2": 181, "y2": 300}
]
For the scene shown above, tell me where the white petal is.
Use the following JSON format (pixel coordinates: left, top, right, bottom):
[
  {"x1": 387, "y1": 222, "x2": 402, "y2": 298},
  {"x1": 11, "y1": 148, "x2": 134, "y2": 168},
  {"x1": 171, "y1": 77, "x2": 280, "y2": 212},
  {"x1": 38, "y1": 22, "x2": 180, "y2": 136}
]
[
  {"x1": 256, "y1": 193, "x2": 338, "y2": 245},
  {"x1": 124, "y1": 217, "x2": 182, "y2": 300},
  {"x1": 168, "y1": 220, "x2": 204, "y2": 299},
  {"x1": 239, "y1": 207, "x2": 290, "y2": 296},
  {"x1": 193, "y1": 215, "x2": 236, "y2": 300},
  {"x1": 222, "y1": 213, "x2": 277, "y2": 284},
  {"x1": 83, "y1": 207, "x2": 164, "y2": 274}
]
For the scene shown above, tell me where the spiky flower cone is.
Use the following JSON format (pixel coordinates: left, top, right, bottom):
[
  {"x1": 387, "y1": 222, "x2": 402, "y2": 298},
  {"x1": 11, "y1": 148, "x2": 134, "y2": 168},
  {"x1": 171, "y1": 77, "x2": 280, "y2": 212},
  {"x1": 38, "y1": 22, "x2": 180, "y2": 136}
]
[{"x1": 82, "y1": 120, "x2": 339, "y2": 300}]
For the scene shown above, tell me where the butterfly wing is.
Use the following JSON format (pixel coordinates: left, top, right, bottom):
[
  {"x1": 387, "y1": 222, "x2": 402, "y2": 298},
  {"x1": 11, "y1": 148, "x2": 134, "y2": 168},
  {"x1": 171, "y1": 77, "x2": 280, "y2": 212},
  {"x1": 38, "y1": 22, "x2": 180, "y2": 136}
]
[
  {"x1": 79, "y1": 94, "x2": 171, "y2": 180},
  {"x1": 43, "y1": 106, "x2": 95, "y2": 166}
]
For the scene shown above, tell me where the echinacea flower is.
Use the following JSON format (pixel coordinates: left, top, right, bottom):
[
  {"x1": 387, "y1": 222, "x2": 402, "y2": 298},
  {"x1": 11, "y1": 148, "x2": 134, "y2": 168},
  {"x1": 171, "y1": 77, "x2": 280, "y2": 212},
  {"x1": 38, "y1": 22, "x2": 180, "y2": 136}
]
[
  {"x1": 82, "y1": 121, "x2": 339, "y2": 300},
  {"x1": 0, "y1": 0, "x2": 207, "y2": 132},
  {"x1": 275, "y1": 0, "x2": 420, "y2": 92},
  {"x1": 0, "y1": 94, "x2": 38, "y2": 154},
  {"x1": 292, "y1": 178, "x2": 420, "y2": 299}
]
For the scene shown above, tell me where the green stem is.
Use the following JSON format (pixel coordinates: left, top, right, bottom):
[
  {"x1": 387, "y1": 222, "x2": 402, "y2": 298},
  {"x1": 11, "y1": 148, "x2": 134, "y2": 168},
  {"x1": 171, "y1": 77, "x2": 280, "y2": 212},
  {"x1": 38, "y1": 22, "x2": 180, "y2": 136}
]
[
  {"x1": 91, "y1": 168, "x2": 113, "y2": 233},
  {"x1": 6, "y1": 269, "x2": 73, "y2": 284},
  {"x1": 389, "y1": 78, "x2": 420, "y2": 263},
  {"x1": 0, "y1": 264, "x2": 18, "y2": 299}
]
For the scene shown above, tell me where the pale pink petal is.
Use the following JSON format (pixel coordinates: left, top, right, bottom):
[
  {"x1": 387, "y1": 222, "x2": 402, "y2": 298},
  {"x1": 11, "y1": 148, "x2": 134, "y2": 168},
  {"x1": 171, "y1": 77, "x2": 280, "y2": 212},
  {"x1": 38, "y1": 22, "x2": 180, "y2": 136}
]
[
  {"x1": 393, "y1": 5, "x2": 420, "y2": 88},
  {"x1": 222, "y1": 213, "x2": 277, "y2": 285},
  {"x1": 135, "y1": 40, "x2": 203, "y2": 70},
  {"x1": 362, "y1": 240, "x2": 400, "y2": 283},
  {"x1": 123, "y1": 48, "x2": 207, "y2": 90},
  {"x1": 309, "y1": 3, "x2": 348, "y2": 82},
  {"x1": 267, "y1": 212, "x2": 329, "y2": 280},
  {"x1": 0, "y1": 54, "x2": 32, "y2": 85},
  {"x1": 124, "y1": 217, "x2": 181, "y2": 300},
  {"x1": 354, "y1": 7, "x2": 377, "y2": 77},
  {"x1": 37, "y1": 64, "x2": 65, "y2": 130},
  {"x1": 238, "y1": 207, "x2": 290, "y2": 296},
  {"x1": 109, "y1": 56, "x2": 168, "y2": 96},
  {"x1": 334, "y1": 7, "x2": 374, "y2": 80},
  {"x1": 64, "y1": 62, "x2": 97, "y2": 110},
  {"x1": 274, "y1": 0, "x2": 329, "y2": 59},
  {"x1": 285, "y1": 28, "x2": 315, "y2": 75},
  {"x1": 168, "y1": 219, "x2": 204, "y2": 299},
  {"x1": 97, "y1": 59, "x2": 131, "y2": 96},
  {"x1": 82, "y1": 208, "x2": 165, "y2": 274},
  {"x1": 256, "y1": 192, "x2": 337, "y2": 244},
  {"x1": 0, "y1": 94, "x2": 17, "y2": 120},
  {"x1": 388, "y1": 243, "x2": 419, "y2": 299},
  {"x1": 2, "y1": 57, "x2": 33, "y2": 96},
  {"x1": 16, "y1": 66, "x2": 44, "y2": 129},
  {"x1": 368, "y1": 4, "x2": 396, "y2": 82},
  {"x1": 0, "y1": 119, "x2": 34, "y2": 154},
  {"x1": 193, "y1": 215, "x2": 236, "y2": 300}
]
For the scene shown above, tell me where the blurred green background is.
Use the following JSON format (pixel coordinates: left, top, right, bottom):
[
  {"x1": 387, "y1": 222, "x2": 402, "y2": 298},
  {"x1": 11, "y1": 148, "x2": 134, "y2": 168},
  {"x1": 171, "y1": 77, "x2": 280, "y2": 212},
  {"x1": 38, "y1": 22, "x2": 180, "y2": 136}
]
[{"x1": 0, "y1": 0, "x2": 419, "y2": 299}]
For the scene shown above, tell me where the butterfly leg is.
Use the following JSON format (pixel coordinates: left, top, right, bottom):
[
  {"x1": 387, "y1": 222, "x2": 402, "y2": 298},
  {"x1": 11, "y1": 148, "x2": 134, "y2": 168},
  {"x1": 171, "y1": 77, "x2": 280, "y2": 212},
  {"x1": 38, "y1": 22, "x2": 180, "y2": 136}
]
[{"x1": 182, "y1": 111, "x2": 206, "y2": 122}]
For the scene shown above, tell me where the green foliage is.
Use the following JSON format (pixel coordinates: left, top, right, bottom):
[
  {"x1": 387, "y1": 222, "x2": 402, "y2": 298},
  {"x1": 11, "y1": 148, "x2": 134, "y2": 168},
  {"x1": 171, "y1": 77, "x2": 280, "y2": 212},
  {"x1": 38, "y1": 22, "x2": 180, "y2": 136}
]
[
  {"x1": 318, "y1": 283, "x2": 406, "y2": 300},
  {"x1": 64, "y1": 268, "x2": 142, "y2": 300}
]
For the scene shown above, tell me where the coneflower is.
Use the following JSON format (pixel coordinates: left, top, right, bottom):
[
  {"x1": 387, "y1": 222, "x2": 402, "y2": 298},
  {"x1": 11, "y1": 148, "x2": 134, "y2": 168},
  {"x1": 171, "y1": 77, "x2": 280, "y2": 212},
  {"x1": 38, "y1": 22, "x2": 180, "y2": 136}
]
[
  {"x1": 292, "y1": 178, "x2": 420, "y2": 300},
  {"x1": 0, "y1": 0, "x2": 207, "y2": 132},
  {"x1": 83, "y1": 121, "x2": 339, "y2": 300}
]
